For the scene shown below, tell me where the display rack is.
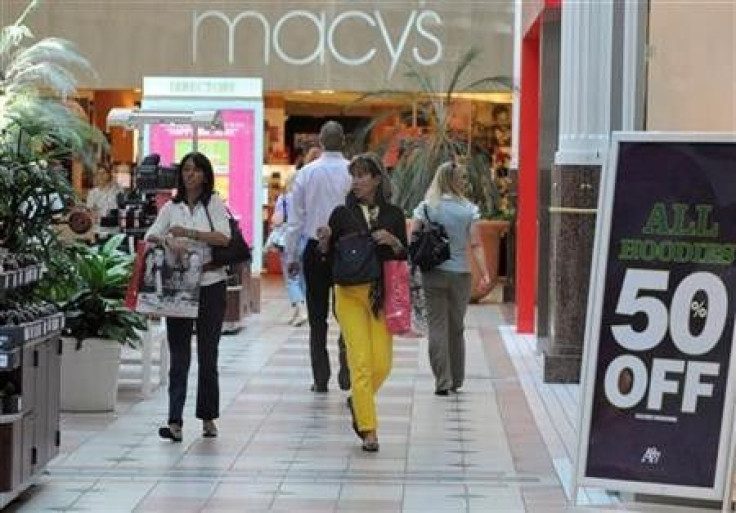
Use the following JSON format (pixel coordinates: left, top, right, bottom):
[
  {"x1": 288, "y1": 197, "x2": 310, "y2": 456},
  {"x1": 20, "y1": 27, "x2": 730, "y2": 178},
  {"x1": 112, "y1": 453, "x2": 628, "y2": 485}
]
[{"x1": 0, "y1": 256, "x2": 64, "y2": 509}]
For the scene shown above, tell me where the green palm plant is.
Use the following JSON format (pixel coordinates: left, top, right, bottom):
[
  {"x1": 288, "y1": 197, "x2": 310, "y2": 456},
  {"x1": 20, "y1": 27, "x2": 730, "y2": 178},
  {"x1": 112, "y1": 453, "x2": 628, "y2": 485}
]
[
  {"x1": 1, "y1": 0, "x2": 100, "y2": 160},
  {"x1": 350, "y1": 47, "x2": 513, "y2": 218},
  {"x1": 0, "y1": 0, "x2": 104, "y2": 253}
]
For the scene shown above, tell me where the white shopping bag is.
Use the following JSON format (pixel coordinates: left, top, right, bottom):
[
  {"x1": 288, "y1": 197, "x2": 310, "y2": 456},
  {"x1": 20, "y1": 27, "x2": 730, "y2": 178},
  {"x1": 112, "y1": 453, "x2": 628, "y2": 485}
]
[{"x1": 135, "y1": 242, "x2": 204, "y2": 318}]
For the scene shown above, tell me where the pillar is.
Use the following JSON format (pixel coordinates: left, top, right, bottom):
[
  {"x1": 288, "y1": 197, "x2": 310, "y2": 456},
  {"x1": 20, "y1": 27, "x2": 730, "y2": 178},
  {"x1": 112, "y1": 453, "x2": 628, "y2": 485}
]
[
  {"x1": 543, "y1": 0, "x2": 614, "y2": 382},
  {"x1": 516, "y1": 21, "x2": 540, "y2": 334}
]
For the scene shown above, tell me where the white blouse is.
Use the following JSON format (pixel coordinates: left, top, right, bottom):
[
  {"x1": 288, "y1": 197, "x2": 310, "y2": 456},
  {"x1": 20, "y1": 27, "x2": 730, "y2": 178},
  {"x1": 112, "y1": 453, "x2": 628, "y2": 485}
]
[
  {"x1": 86, "y1": 185, "x2": 122, "y2": 217},
  {"x1": 145, "y1": 194, "x2": 231, "y2": 286}
]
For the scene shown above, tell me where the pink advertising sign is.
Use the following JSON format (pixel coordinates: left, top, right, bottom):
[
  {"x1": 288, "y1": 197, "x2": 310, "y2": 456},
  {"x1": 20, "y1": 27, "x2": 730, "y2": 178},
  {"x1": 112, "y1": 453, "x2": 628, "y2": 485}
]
[{"x1": 149, "y1": 110, "x2": 255, "y2": 244}]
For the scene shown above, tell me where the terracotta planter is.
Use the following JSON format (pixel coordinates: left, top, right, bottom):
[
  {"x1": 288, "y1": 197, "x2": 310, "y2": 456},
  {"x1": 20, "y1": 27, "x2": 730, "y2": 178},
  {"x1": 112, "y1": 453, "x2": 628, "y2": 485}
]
[
  {"x1": 265, "y1": 248, "x2": 282, "y2": 275},
  {"x1": 405, "y1": 218, "x2": 511, "y2": 302},
  {"x1": 467, "y1": 220, "x2": 510, "y2": 302}
]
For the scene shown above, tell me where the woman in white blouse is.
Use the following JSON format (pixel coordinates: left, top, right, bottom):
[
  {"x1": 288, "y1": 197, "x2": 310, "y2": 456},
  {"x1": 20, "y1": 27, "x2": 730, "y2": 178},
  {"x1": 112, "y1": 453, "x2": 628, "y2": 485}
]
[
  {"x1": 86, "y1": 165, "x2": 122, "y2": 220},
  {"x1": 145, "y1": 152, "x2": 231, "y2": 442}
]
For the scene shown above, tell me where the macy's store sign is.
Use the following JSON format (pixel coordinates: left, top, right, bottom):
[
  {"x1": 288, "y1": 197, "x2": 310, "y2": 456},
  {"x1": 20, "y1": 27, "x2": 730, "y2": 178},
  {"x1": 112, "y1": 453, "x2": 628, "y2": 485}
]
[{"x1": 192, "y1": 8, "x2": 444, "y2": 78}]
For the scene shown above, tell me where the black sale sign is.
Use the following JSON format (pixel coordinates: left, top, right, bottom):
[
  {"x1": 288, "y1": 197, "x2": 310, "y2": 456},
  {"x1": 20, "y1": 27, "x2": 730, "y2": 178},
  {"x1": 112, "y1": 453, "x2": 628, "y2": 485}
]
[{"x1": 576, "y1": 133, "x2": 736, "y2": 500}]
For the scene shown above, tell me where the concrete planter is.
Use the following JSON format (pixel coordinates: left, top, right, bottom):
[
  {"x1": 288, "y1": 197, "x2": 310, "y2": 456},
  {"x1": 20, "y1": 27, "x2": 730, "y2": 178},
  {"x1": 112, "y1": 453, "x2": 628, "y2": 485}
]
[{"x1": 60, "y1": 337, "x2": 121, "y2": 412}]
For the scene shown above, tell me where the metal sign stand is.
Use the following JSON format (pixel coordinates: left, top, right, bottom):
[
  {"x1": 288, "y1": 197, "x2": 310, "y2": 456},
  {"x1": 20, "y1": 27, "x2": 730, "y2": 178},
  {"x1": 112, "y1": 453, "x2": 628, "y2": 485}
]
[{"x1": 722, "y1": 419, "x2": 736, "y2": 512}]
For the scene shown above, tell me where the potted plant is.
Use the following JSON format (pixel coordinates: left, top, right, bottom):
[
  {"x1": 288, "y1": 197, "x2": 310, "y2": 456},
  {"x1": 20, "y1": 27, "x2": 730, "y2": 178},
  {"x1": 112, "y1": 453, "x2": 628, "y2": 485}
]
[
  {"x1": 1, "y1": 1, "x2": 131, "y2": 412},
  {"x1": 351, "y1": 48, "x2": 514, "y2": 300},
  {"x1": 0, "y1": 0, "x2": 104, "y2": 254},
  {"x1": 56, "y1": 234, "x2": 147, "y2": 412}
]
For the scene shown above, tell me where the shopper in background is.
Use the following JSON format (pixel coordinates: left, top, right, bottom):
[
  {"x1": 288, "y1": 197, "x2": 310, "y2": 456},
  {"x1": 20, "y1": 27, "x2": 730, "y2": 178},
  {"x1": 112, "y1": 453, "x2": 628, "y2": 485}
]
[
  {"x1": 86, "y1": 164, "x2": 122, "y2": 220},
  {"x1": 302, "y1": 146, "x2": 321, "y2": 168},
  {"x1": 293, "y1": 145, "x2": 321, "y2": 171},
  {"x1": 271, "y1": 173, "x2": 308, "y2": 326},
  {"x1": 285, "y1": 121, "x2": 352, "y2": 393},
  {"x1": 320, "y1": 153, "x2": 407, "y2": 451},
  {"x1": 145, "y1": 151, "x2": 231, "y2": 441},
  {"x1": 411, "y1": 161, "x2": 490, "y2": 396}
]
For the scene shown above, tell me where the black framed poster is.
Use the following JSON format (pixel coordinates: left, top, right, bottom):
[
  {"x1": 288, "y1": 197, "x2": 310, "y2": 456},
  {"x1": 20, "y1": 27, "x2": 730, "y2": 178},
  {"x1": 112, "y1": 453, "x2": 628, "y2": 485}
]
[{"x1": 576, "y1": 132, "x2": 736, "y2": 500}]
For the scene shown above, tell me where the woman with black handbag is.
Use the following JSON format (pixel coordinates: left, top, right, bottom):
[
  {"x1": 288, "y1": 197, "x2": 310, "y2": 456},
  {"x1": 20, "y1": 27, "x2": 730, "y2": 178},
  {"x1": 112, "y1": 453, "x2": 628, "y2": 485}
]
[
  {"x1": 411, "y1": 161, "x2": 491, "y2": 396},
  {"x1": 316, "y1": 153, "x2": 407, "y2": 452},
  {"x1": 145, "y1": 151, "x2": 231, "y2": 441}
]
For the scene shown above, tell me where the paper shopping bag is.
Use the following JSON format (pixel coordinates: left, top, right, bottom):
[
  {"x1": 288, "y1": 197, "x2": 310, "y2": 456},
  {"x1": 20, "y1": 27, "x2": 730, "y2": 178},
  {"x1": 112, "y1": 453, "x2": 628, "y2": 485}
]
[
  {"x1": 135, "y1": 242, "x2": 203, "y2": 318},
  {"x1": 124, "y1": 240, "x2": 147, "y2": 311},
  {"x1": 382, "y1": 260, "x2": 411, "y2": 335}
]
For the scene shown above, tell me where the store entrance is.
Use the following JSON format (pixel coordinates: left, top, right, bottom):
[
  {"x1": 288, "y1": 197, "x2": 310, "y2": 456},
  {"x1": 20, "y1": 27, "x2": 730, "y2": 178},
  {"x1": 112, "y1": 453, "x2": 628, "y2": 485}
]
[{"x1": 284, "y1": 115, "x2": 372, "y2": 161}]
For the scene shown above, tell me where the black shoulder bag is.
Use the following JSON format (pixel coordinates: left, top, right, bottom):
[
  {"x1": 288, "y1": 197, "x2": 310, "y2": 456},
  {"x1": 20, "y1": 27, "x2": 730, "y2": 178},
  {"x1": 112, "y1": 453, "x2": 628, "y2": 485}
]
[
  {"x1": 409, "y1": 205, "x2": 450, "y2": 272},
  {"x1": 332, "y1": 207, "x2": 381, "y2": 286},
  {"x1": 204, "y1": 204, "x2": 252, "y2": 267}
]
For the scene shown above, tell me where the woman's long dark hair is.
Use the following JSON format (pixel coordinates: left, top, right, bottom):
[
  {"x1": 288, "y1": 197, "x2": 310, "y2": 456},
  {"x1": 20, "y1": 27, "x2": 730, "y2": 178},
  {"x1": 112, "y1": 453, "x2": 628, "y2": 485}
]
[
  {"x1": 345, "y1": 152, "x2": 391, "y2": 209},
  {"x1": 172, "y1": 151, "x2": 215, "y2": 204}
]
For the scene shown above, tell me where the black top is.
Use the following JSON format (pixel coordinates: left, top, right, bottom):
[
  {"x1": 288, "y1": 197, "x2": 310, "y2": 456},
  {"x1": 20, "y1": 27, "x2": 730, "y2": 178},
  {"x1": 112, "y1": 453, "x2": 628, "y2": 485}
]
[{"x1": 328, "y1": 203, "x2": 408, "y2": 262}]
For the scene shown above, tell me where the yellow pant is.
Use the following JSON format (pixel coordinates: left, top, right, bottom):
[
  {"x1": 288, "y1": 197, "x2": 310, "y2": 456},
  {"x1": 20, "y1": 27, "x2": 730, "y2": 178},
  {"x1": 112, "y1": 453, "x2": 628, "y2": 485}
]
[{"x1": 335, "y1": 283, "x2": 393, "y2": 432}]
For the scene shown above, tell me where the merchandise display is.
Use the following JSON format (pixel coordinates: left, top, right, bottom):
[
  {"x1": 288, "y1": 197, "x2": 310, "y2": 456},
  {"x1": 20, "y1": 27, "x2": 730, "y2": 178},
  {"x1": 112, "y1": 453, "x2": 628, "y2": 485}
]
[
  {"x1": 222, "y1": 262, "x2": 252, "y2": 333},
  {"x1": 0, "y1": 249, "x2": 64, "y2": 508},
  {"x1": 0, "y1": 253, "x2": 42, "y2": 289},
  {"x1": 117, "y1": 191, "x2": 158, "y2": 232},
  {"x1": 115, "y1": 157, "x2": 169, "y2": 245}
]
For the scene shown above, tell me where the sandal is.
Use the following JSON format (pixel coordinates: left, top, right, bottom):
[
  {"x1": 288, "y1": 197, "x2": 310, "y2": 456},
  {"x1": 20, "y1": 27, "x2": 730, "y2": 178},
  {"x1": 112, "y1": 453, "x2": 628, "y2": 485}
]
[
  {"x1": 158, "y1": 423, "x2": 183, "y2": 442},
  {"x1": 361, "y1": 432, "x2": 379, "y2": 452},
  {"x1": 202, "y1": 420, "x2": 218, "y2": 438},
  {"x1": 347, "y1": 396, "x2": 364, "y2": 440}
]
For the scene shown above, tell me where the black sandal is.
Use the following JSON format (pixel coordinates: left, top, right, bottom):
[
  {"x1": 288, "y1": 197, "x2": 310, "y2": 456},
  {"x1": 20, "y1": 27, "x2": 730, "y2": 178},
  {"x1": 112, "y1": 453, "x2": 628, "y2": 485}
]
[
  {"x1": 158, "y1": 423, "x2": 183, "y2": 442},
  {"x1": 362, "y1": 438, "x2": 379, "y2": 452}
]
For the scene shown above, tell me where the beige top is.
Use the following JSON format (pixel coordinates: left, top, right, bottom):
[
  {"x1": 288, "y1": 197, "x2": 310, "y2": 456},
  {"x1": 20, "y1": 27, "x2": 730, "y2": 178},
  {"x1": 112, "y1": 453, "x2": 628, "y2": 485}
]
[
  {"x1": 86, "y1": 185, "x2": 122, "y2": 217},
  {"x1": 145, "y1": 194, "x2": 231, "y2": 286}
]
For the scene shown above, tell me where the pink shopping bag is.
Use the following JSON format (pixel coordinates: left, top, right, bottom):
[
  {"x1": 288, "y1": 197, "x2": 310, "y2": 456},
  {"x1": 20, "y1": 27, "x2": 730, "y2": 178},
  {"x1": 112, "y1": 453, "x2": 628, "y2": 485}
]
[
  {"x1": 383, "y1": 260, "x2": 411, "y2": 335},
  {"x1": 124, "y1": 240, "x2": 147, "y2": 311}
]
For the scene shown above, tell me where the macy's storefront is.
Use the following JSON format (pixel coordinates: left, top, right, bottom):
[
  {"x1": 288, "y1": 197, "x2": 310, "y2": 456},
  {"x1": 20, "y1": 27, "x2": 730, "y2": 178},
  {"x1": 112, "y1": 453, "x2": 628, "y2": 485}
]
[{"x1": 3, "y1": 0, "x2": 514, "y2": 166}]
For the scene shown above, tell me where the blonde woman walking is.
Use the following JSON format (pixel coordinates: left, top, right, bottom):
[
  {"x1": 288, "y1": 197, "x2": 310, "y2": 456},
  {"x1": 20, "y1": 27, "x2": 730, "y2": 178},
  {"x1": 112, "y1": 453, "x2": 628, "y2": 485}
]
[{"x1": 411, "y1": 161, "x2": 490, "y2": 395}]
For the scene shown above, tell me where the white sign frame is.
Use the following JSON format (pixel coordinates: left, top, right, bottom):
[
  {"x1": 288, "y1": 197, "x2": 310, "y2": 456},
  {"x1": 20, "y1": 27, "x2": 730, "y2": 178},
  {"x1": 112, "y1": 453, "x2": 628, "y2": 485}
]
[
  {"x1": 575, "y1": 131, "x2": 736, "y2": 503},
  {"x1": 142, "y1": 76, "x2": 264, "y2": 272}
]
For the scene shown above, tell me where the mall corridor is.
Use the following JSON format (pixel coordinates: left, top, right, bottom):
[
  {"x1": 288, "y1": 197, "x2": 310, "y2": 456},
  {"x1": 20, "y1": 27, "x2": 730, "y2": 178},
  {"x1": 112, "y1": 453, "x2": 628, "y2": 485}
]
[{"x1": 3, "y1": 277, "x2": 699, "y2": 513}]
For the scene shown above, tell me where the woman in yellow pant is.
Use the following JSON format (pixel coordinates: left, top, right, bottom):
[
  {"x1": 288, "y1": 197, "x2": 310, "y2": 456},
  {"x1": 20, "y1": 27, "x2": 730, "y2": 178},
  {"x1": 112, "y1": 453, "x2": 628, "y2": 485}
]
[{"x1": 318, "y1": 153, "x2": 407, "y2": 452}]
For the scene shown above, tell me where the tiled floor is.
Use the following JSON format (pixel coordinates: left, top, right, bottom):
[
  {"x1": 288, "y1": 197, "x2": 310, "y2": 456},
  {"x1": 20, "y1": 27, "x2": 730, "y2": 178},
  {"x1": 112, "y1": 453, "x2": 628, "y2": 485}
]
[{"x1": 2, "y1": 277, "x2": 717, "y2": 512}]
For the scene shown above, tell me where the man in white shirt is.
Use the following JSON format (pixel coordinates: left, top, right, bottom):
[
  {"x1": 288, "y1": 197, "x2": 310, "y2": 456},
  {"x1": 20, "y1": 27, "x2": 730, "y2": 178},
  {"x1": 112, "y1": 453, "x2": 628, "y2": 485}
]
[{"x1": 285, "y1": 121, "x2": 352, "y2": 392}]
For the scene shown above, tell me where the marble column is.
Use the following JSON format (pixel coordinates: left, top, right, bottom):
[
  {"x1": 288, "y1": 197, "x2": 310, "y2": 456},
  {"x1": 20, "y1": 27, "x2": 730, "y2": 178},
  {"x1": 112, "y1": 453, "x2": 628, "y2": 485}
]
[
  {"x1": 544, "y1": 167, "x2": 599, "y2": 382},
  {"x1": 504, "y1": 0, "x2": 523, "y2": 303},
  {"x1": 543, "y1": 0, "x2": 614, "y2": 383}
]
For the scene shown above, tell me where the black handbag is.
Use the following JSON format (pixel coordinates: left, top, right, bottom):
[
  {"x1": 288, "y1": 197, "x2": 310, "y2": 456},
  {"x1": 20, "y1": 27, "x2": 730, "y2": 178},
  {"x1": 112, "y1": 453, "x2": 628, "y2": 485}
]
[
  {"x1": 409, "y1": 205, "x2": 450, "y2": 272},
  {"x1": 204, "y1": 205, "x2": 252, "y2": 267},
  {"x1": 332, "y1": 231, "x2": 381, "y2": 285}
]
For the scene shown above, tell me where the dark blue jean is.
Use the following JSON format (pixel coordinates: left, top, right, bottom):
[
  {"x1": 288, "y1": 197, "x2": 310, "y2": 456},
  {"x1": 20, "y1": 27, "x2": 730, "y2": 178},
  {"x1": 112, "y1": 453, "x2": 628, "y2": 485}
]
[{"x1": 165, "y1": 280, "x2": 226, "y2": 425}]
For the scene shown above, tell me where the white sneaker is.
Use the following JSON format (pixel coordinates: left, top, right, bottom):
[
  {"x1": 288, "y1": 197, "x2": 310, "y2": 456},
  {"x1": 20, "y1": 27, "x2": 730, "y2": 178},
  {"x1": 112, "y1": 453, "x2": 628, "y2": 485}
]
[{"x1": 294, "y1": 314, "x2": 308, "y2": 327}]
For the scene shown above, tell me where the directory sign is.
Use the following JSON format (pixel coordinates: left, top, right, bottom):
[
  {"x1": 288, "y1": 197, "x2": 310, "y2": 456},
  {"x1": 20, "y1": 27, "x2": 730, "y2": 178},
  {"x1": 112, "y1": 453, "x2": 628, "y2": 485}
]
[{"x1": 149, "y1": 109, "x2": 256, "y2": 244}]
